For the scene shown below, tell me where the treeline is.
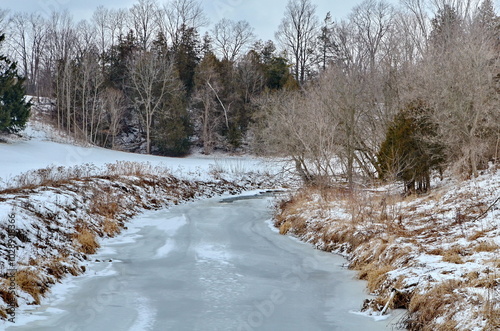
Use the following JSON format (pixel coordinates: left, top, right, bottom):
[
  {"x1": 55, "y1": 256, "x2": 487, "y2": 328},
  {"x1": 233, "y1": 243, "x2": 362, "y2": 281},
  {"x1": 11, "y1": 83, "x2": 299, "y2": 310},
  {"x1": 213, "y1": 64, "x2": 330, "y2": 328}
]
[
  {"x1": 254, "y1": 0, "x2": 500, "y2": 191},
  {"x1": 0, "y1": 0, "x2": 299, "y2": 156},
  {"x1": 0, "y1": 0, "x2": 499, "y2": 190}
]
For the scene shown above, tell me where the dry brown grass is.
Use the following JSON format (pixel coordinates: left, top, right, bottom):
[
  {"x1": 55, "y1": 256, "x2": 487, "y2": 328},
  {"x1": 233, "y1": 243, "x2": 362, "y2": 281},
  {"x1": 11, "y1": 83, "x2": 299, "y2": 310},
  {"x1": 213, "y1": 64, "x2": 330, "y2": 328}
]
[
  {"x1": 74, "y1": 227, "x2": 100, "y2": 254},
  {"x1": 43, "y1": 258, "x2": 67, "y2": 280},
  {"x1": 358, "y1": 263, "x2": 394, "y2": 293},
  {"x1": 102, "y1": 218, "x2": 120, "y2": 237},
  {"x1": 43, "y1": 257, "x2": 80, "y2": 280},
  {"x1": 473, "y1": 240, "x2": 499, "y2": 253},
  {"x1": 0, "y1": 307, "x2": 6, "y2": 319},
  {"x1": 279, "y1": 221, "x2": 293, "y2": 235},
  {"x1": 282, "y1": 216, "x2": 307, "y2": 235},
  {"x1": 0, "y1": 280, "x2": 17, "y2": 312},
  {"x1": 464, "y1": 271, "x2": 480, "y2": 282},
  {"x1": 89, "y1": 187, "x2": 121, "y2": 219},
  {"x1": 441, "y1": 250, "x2": 464, "y2": 264},
  {"x1": 468, "y1": 230, "x2": 488, "y2": 241},
  {"x1": 275, "y1": 189, "x2": 316, "y2": 235},
  {"x1": 483, "y1": 300, "x2": 500, "y2": 330},
  {"x1": 274, "y1": 173, "x2": 500, "y2": 330},
  {"x1": 407, "y1": 280, "x2": 462, "y2": 330},
  {"x1": 0, "y1": 161, "x2": 169, "y2": 194},
  {"x1": 15, "y1": 269, "x2": 45, "y2": 305}
]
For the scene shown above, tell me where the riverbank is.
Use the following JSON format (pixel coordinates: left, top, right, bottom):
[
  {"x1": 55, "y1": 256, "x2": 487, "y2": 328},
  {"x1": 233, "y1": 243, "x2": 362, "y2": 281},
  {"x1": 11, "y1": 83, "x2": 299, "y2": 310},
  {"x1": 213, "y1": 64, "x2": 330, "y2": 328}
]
[
  {"x1": 274, "y1": 167, "x2": 500, "y2": 330},
  {"x1": 0, "y1": 161, "x2": 281, "y2": 322}
]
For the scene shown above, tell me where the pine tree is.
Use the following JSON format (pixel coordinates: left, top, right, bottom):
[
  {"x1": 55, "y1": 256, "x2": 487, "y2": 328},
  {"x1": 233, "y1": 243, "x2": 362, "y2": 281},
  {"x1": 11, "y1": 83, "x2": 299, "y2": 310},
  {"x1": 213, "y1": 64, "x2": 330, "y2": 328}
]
[
  {"x1": 171, "y1": 25, "x2": 201, "y2": 96},
  {"x1": 316, "y1": 12, "x2": 338, "y2": 71},
  {"x1": 0, "y1": 34, "x2": 31, "y2": 133},
  {"x1": 106, "y1": 30, "x2": 138, "y2": 90},
  {"x1": 264, "y1": 56, "x2": 296, "y2": 90},
  {"x1": 152, "y1": 90, "x2": 192, "y2": 157}
]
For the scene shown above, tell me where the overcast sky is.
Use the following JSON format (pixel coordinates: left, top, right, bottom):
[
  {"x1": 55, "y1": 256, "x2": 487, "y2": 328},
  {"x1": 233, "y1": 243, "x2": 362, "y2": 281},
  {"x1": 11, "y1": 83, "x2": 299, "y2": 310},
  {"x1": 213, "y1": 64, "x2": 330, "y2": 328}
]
[{"x1": 0, "y1": 0, "x2": 401, "y2": 41}]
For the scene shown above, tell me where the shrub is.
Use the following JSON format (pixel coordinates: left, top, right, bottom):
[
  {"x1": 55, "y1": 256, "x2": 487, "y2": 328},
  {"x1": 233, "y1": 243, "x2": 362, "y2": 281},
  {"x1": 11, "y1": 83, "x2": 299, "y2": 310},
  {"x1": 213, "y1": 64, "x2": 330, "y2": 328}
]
[{"x1": 377, "y1": 100, "x2": 445, "y2": 193}]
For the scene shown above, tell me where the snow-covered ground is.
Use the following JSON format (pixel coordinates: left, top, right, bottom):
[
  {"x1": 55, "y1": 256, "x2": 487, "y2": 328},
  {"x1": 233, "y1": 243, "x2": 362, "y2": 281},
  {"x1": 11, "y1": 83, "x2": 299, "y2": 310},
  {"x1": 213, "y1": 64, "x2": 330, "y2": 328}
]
[
  {"x1": 274, "y1": 167, "x2": 500, "y2": 330},
  {"x1": 0, "y1": 98, "x2": 287, "y2": 187},
  {"x1": 0, "y1": 120, "x2": 276, "y2": 187}
]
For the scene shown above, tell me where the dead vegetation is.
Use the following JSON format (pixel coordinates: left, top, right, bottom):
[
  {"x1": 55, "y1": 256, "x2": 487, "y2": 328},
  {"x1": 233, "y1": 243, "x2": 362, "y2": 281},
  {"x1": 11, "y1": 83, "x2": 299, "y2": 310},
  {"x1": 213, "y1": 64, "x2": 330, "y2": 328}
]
[
  {"x1": 406, "y1": 280, "x2": 462, "y2": 330},
  {"x1": 14, "y1": 268, "x2": 46, "y2": 305},
  {"x1": 274, "y1": 171, "x2": 500, "y2": 330},
  {"x1": 73, "y1": 227, "x2": 100, "y2": 255},
  {"x1": 0, "y1": 161, "x2": 173, "y2": 195}
]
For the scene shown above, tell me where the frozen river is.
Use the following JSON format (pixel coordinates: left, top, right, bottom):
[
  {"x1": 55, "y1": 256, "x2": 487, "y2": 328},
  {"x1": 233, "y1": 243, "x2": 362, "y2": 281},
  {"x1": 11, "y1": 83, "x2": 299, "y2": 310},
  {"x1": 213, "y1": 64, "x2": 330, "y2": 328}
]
[{"x1": 6, "y1": 192, "x2": 401, "y2": 331}]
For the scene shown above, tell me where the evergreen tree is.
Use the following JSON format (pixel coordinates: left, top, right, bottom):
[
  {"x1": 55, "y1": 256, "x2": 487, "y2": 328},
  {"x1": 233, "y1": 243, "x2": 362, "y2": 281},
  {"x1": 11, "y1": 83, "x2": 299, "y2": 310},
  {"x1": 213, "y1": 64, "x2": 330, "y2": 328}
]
[
  {"x1": 171, "y1": 25, "x2": 201, "y2": 96},
  {"x1": 0, "y1": 34, "x2": 31, "y2": 133},
  {"x1": 430, "y1": 4, "x2": 462, "y2": 50},
  {"x1": 152, "y1": 88, "x2": 192, "y2": 157},
  {"x1": 106, "y1": 30, "x2": 138, "y2": 90},
  {"x1": 148, "y1": 29, "x2": 195, "y2": 156},
  {"x1": 377, "y1": 100, "x2": 444, "y2": 193},
  {"x1": 316, "y1": 12, "x2": 339, "y2": 71},
  {"x1": 265, "y1": 56, "x2": 297, "y2": 90},
  {"x1": 252, "y1": 40, "x2": 297, "y2": 90}
]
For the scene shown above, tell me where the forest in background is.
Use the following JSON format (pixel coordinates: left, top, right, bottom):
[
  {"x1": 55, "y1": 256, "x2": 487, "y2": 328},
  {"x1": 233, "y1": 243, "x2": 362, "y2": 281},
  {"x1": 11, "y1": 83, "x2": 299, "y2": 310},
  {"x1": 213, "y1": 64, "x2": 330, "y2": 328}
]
[{"x1": 0, "y1": 0, "x2": 498, "y2": 192}]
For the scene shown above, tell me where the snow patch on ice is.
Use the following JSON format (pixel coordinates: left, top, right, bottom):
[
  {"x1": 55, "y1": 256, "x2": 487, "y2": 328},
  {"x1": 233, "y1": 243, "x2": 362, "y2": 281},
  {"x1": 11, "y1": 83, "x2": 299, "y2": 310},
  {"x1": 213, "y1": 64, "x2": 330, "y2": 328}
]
[
  {"x1": 129, "y1": 296, "x2": 157, "y2": 331},
  {"x1": 195, "y1": 244, "x2": 232, "y2": 265},
  {"x1": 350, "y1": 310, "x2": 391, "y2": 322},
  {"x1": 266, "y1": 219, "x2": 279, "y2": 233},
  {"x1": 155, "y1": 239, "x2": 176, "y2": 259}
]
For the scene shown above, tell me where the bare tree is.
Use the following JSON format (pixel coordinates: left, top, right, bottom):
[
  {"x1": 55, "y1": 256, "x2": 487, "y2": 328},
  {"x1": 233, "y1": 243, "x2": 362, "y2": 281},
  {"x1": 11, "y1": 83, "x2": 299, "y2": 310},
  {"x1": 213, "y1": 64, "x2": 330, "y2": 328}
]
[
  {"x1": 108, "y1": 8, "x2": 128, "y2": 46},
  {"x1": 127, "y1": 52, "x2": 180, "y2": 154},
  {"x1": 237, "y1": 51, "x2": 264, "y2": 103},
  {"x1": 92, "y1": 6, "x2": 112, "y2": 60},
  {"x1": 75, "y1": 20, "x2": 97, "y2": 55},
  {"x1": 430, "y1": 0, "x2": 480, "y2": 19},
  {"x1": 102, "y1": 87, "x2": 126, "y2": 149},
  {"x1": 349, "y1": 0, "x2": 395, "y2": 71},
  {"x1": 8, "y1": 13, "x2": 47, "y2": 96},
  {"x1": 158, "y1": 0, "x2": 208, "y2": 47},
  {"x1": 212, "y1": 18, "x2": 255, "y2": 62},
  {"x1": 47, "y1": 10, "x2": 77, "y2": 132},
  {"x1": 77, "y1": 50, "x2": 105, "y2": 144},
  {"x1": 0, "y1": 9, "x2": 8, "y2": 30},
  {"x1": 400, "y1": 0, "x2": 431, "y2": 55},
  {"x1": 254, "y1": 87, "x2": 343, "y2": 183},
  {"x1": 129, "y1": 0, "x2": 160, "y2": 50},
  {"x1": 275, "y1": 0, "x2": 318, "y2": 84},
  {"x1": 397, "y1": 1, "x2": 499, "y2": 177},
  {"x1": 192, "y1": 53, "x2": 224, "y2": 155}
]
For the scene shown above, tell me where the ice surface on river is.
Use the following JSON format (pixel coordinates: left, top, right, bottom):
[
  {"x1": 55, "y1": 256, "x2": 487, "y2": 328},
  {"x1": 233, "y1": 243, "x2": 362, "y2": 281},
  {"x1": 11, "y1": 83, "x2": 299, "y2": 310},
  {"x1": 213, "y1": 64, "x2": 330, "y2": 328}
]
[{"x1": 6, "y1": 194, "x2": 402, "y2": 331}]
